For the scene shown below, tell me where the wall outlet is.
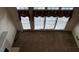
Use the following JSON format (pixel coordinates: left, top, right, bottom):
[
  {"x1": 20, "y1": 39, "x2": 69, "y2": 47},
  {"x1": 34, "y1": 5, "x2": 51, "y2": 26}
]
[{"x1": 76, "y1": 36, "x2": 79, "y2": 40}]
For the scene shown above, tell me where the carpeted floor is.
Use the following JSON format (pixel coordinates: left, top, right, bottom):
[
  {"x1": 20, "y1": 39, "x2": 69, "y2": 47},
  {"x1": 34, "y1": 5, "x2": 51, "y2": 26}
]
[{"x1": 13, "y1": 31, "x2": 79, "y2": 52}]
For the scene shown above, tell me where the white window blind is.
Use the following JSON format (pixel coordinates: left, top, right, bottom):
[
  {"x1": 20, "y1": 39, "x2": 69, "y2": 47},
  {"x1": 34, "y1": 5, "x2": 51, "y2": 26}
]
[
  {"x1": 45, "y1": 17, "x2": 57, "y2": 29},
  {"x1": 21, "y1": 16, "x2": 31, "y2": 29},
  {"x1": 34, "y1": 7, "x2": 45, "y2": 10},
  {"x1": 34, "y1": 17, "x2": 44, "y2": 30},
  {"x1": 16, "y1": 7, "x2": 29, "y2": 10},
  {"x1": 47, "y1": 7, "x2": 59, "y2": 10},
  {"x1": 55, "y1": 17, "x2": 69, "y2": 30},
  {"x1": 61, "y1": 7, "x2": 73, "y2": 10}
]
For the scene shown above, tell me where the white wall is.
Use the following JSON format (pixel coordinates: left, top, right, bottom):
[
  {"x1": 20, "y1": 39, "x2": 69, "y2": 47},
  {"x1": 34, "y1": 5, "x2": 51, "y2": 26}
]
[
  {"x1": 65, "y1": 8, "x2": 79, "y2": 31},
  {"x1": 6, "y1": 7, "x2": 23, "y2": 31},
  {"x1": 72, "y1": 22, "x2": 79, "y2": 48},
  {"x1": 71, "y1": 8, "x2": 79, "y2": 48},
  {"x1": 0, "y1": 7, "x2": 17, "y2": 52},
  {"x1": 62, "y1": 7, "x2": 79, "y2": 48}
]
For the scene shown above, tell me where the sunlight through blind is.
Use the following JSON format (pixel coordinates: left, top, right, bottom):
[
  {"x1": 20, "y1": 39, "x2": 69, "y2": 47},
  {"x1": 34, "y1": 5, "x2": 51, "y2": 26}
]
[
  {"x1": 34, "y1": 17, "x2": 44, "y2": 30},
  {"x1": 55, "y1": 17, "x2": 69, "y2": 30},
  {"x1": 47, "y1": 7, "x2": 59, "y2": 10},
  {"x1": 34, "y1": 7, "x2": 45, "y2": 10},
  {"x1": 61, "y1": 7, "x2": 73, "y2": 10},
  {"x1": 21, "y1": 16, "x2": 31, "y2": 29},
  {"x1": 16, "y1": 7, "x2": 29, "y2": 10},
  {"x1": 45, "y1": 17, "x2": 57, "y2": 29}
]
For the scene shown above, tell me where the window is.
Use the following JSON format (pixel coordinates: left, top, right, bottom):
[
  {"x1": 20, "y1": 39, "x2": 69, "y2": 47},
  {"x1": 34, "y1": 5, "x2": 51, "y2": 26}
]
[
  {"x1": 17, "y1": 7, "x2": 71, "y2": 30},
  {"x1": 34, "y1": 7, "x2": 45, "y2": 10},
  {"x1": 47, "y1": 7, "x2": 59, "y2": 10},
  {"x1": 34, "y1": 16, "x2": 69, "y2": 30},
  {"x1": 34, "y1": 17, "x2": 44, "y2": 30},
  {"x1": 61, "y1": 7, "x2": 73, "y2": 10},
  {"x1": 45, "y1": 17, "x2": 57, "y2": 29},
  {"x1": 21, "y1": 16, "x2": 31, "y2": 30},
  {"x1": 16, "y1": 7, "x2": 29, "y2": 10},
  {"x1": 55, "y1": 17, "x2": 69, "y2": 30}
]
